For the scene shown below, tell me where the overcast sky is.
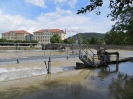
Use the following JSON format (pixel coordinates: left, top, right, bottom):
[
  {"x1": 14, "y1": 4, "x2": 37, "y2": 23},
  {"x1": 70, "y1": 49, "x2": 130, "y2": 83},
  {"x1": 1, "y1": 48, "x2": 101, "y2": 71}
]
[{"x1": 0, "y1": 0, "x2": 115, "y2": 37}]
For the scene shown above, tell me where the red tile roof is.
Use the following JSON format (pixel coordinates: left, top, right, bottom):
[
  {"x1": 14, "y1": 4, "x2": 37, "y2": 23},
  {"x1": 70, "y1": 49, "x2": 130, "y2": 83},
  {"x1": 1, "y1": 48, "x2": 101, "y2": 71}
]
[
  {"x1": 34, "y1": 29, "x2": 45, "y2": 33},
  {"x1": 34, "y1": 29, "x2": 66, "y2": 33},
  {"x1": 2, "y1": 30, "x2": 31, "y2": 34},
  {"x1": 49, "y1": 29, "x2": 62, "y2": 32}
]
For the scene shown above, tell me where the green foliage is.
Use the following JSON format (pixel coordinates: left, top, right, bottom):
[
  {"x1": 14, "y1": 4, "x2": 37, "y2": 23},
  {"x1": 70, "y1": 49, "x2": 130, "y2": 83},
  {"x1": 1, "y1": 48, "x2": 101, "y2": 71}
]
[
  {"x1": 14, "y1": 40, "x2": 23, "y2": 43},
  {"x1": 89, "y1": 38, "x2": 104, "y2": 44},
  {"x1": 104, "y1": 30, "x2": 133, "y2": 45},
  {"x1": 30, "y1": 45, "x2": 34, "y2": 49},
  {"x1": 76, "y1": 34, "x2": 83, "y2": 44},
  {"x1": 112, "y1": 6, "x2": 133, "y2": 35},
  {"x1": 0, "y1": 38, "x2": 38, "y2": 46},
  {"x1": 63, "y1": 38, "x2": 74, "y2": 44},
  {"x1": 50, "y1": 34, "x2": 62, "y2": 43},
  {"x1": 65, "y1": 33, "x2": 105, "y2": 44},
  {"x1": 0, "y1": 38, "x2": 7, "y2": 42},
  {"x1": 68, "y1": 33, "x2": 105, "y2": 40},
  {"x1": 30, "y1": 40, "x2": 38, "y2": 43},
  {"x1": 77, "y1": 0, "x2": 132, "y2": 17}
]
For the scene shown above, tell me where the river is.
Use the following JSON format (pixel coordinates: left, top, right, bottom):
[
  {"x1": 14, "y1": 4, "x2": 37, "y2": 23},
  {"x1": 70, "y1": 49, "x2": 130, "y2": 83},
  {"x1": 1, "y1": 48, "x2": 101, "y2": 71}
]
[{"x1": 0, "y1": 61, "x2": 133, "y2": 99}]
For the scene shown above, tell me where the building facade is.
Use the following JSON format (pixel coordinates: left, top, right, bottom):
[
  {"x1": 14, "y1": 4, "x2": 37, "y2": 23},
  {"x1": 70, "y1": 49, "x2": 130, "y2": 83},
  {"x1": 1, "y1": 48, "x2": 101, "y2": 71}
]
[
  {"x1": 2, "y1": 30, "x2": 32, "y2": 41},
  {"x1": 25, "y1": 34, "x2": 33, "y2": 41},
  {"x1": 33, "y1": 29, "x2": 66, "y2": 43}
]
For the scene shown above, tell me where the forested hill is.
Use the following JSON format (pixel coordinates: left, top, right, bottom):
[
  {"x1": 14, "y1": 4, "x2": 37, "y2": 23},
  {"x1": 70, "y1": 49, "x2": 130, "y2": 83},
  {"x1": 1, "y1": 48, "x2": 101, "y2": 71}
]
[{"x1": 69, "y1": 32, "x2": 105, "y2": 40}]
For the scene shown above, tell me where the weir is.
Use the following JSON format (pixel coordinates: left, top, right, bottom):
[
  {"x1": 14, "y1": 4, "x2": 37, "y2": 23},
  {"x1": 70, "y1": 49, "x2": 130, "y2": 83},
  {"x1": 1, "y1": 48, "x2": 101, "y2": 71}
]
[
  {"x1": 76, "y1": 44, "x2": 133, "y2": 69},
  {"x1": 0, "y1": 43, "x2": 133, "y2": 82}
]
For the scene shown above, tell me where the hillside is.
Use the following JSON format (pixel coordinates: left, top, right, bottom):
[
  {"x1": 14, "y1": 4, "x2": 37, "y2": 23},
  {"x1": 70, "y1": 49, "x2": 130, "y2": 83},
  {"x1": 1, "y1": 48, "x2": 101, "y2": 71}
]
[{"x1": 68, "y1": 32, "x2": 105, "y2": 40}]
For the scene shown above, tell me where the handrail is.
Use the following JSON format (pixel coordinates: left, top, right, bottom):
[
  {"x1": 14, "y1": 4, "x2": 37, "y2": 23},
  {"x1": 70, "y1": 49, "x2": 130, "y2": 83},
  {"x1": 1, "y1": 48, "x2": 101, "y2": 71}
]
[
  {"x1": 85, "y1": 45, "x2": 98, "y2": 65},
  {"x1": 78, "y1": 44, "x2": 93, "y2": 62}
]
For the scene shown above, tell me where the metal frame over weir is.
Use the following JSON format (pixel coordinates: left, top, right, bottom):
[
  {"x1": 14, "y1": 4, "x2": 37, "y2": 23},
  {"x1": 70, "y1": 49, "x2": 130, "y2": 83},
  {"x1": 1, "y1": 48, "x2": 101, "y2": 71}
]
[{"x1": 76, "y1": 44, "x2": 133, "y2": 69}]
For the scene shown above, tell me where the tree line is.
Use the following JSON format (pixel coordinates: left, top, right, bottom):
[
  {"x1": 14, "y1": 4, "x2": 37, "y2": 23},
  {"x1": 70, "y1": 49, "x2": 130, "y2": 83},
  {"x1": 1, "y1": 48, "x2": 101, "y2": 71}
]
[
  {"x1": 76, "y1": 0, "x2": 133, "y2": 45},
  {"x1": 0, "y1": 38, "x2": 38, "y2": 46}
]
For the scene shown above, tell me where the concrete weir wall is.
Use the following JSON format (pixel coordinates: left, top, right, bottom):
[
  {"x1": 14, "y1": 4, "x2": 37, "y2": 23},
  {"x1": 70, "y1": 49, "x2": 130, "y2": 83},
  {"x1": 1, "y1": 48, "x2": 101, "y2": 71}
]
[
  {"x1": 0, "y1": 46, "x2": 31, "y2": 50},
  {"x1": 88, "y1": 44, "x2": 133, "y2": 50},
  {"x1": 0, "y1": 44, "x2": 133, "y2": 50},
  {"x1": 0, "y1": 46, "x2": 43, "y2": 50}
]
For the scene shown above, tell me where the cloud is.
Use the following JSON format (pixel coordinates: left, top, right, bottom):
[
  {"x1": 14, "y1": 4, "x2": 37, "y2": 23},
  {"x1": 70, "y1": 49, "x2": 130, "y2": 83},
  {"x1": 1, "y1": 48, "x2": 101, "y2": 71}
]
[
  {"x1": 54, "y1": 0, "x2": 66, "y2": 3},
  {"x1": 0, "y1": 10, "x2": 2, "y2": 14},
  {"x1": 54, "y1": 0, "x2": 77, "y2": 8},
  {"x1": 24, "y1": 0, "x2": 47, "y2": 8},
  {"x1": 68, "y1": 0, "x2": 77, "y2": 8},
  {"x1": 0, "y1": 8, "x2": 114, "y2": 38}
]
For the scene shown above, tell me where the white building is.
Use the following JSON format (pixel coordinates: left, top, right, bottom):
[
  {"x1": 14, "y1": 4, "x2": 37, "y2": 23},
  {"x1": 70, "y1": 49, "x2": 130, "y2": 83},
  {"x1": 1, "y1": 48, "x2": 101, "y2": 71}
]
[
  {"x1": 2, "y1": 30, "x2": 32, "y2": 41},
  {"x1": 33, "y1": 29, "x2": 66, "y2": 44}
]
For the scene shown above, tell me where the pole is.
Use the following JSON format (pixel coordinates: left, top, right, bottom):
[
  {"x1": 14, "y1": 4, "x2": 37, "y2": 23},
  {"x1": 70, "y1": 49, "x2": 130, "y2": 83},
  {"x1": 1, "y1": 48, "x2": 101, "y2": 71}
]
[
  {"x1": 67, "y1": 44, "x2": 69, "y2": 59},
  {"x1": 116, "y1": 52, "x2": 119, "y2": 71},
  {"x1": 48, "y1": 57, "x2": 51, "y2": 74},
  {"x1": 16, "y1": 44, "x2": 19, "y2": 64},
  {"x1": 44, "y1": 43, "x2": 45, "y2": 56},
  {"x1": 50, "y1": 43, "x2": 51, "y2": 57}
]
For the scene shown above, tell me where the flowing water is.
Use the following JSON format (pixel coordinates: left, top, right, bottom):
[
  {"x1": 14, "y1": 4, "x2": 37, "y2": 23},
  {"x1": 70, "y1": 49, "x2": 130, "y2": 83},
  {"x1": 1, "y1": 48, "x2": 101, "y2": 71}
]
[
  {"x1": 0, "y1": 61, "x2": 133, "y2": 99},
  {"x1": 0, "y1": 49, "x2": 133, "y2": 99}
]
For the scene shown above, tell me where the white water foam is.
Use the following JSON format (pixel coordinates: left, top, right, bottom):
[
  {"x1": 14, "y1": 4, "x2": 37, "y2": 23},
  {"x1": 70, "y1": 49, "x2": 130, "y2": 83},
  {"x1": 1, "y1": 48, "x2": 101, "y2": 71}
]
[{"x1": 0, "y1": 66, "x2": 75, "y2": 82}]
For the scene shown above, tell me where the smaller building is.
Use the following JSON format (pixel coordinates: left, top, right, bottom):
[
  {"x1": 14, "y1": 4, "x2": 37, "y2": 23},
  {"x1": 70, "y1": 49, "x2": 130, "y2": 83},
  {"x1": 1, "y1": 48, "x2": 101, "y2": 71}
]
[
  {"x1": 25, "y1": 34, "x2": 33, "y2": 41},
  {"x1": 2, "y1": 30, "x2": 32, "y2": 41}
]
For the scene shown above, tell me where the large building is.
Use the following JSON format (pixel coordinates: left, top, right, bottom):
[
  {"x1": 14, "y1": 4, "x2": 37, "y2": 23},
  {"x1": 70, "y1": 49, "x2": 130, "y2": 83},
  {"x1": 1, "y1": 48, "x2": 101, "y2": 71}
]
[
  {"x1": 2, "y1": 30, "x2": 32, "y2": 41},
  {"x1": 33, "y1": 29, "x2": 66, "y2": 43}
]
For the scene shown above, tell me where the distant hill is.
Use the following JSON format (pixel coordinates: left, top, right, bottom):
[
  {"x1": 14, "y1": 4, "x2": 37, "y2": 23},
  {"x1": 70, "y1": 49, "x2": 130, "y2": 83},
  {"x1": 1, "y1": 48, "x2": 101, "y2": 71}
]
[{"x1": 68, "y1": 32, "x2": 105, "y2": 40}]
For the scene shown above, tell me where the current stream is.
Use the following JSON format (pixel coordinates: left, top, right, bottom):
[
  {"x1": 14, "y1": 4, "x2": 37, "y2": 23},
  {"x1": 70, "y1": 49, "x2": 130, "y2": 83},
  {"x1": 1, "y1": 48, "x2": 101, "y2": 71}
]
[{"x1": 0, "y1": 50, "x2": 133, "y2": 99}]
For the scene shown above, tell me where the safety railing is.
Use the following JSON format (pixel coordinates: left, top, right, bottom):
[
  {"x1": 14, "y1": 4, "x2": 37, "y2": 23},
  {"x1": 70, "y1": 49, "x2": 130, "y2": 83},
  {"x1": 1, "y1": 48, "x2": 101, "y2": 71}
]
[{"x1": 78, "y1": 44, "x2": 98, "y2": 65}]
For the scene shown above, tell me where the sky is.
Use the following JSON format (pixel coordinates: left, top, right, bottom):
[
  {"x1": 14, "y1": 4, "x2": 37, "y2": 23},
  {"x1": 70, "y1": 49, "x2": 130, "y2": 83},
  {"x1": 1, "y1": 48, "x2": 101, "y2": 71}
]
[{"x1": 0, "y1": 0, "x2": 115, "y2": 37}]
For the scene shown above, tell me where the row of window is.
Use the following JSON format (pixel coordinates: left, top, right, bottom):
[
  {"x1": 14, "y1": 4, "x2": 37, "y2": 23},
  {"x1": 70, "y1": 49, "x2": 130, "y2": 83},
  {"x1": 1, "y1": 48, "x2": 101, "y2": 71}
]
[
  {"x1": 34, "y1": 33, "x2": 62, "y2": 35},
  {"x1": 2, "y1": 34, "x2": 25, "y2": 36}
]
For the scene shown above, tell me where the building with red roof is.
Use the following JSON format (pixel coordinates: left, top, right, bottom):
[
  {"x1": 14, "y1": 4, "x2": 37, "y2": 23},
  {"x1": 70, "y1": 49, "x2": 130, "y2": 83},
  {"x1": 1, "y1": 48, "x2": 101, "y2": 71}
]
[
  {"x1": 33, "y1": 29, "x2": 66, "y2": 43},
  {"x1": 2, "y1": 30, "x2": 32, "y2": 41}
]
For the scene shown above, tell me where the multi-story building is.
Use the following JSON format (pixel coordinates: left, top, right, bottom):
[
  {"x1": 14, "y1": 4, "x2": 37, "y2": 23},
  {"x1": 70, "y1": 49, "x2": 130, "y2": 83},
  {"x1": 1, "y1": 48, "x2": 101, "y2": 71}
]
[
  {"x1": 33, "y1": 29, "x2": 66, "y2": 43},
  {"x1": 25, "y1": 34, "x2": 33, "y2": 41},
  {"x1": 2, "y1": 30, "x2": 32, "y2": 41}
]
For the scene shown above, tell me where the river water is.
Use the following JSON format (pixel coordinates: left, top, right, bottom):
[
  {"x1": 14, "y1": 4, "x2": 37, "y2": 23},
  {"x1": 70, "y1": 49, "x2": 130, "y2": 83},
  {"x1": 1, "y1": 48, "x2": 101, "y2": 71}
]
[
  {"x1": 0, "y1": 49, "x2": 133, "y2": 99},
  {"x1": 0, "y1": 61, "x2": 133, "y2": 99}
]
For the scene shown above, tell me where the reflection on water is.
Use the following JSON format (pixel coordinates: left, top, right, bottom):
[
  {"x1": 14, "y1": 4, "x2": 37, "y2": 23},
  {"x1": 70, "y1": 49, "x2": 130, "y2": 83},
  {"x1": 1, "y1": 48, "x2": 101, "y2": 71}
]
[
  {"x1": 108, "y1": 73, "x2": 133, "y2": 99},
  {"x1": 0, "y1": 62, "x2": 133, "y2": 99}
]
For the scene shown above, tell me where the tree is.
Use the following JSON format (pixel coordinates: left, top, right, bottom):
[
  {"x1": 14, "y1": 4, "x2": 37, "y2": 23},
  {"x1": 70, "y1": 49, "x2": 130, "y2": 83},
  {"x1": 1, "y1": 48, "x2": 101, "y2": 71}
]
[
  {"x1": 50, "y1": 34, "x2": 62, "y2": 43},
  {"x1": 76, "y1": 34, "x2": 83, "y2": 44},
  {"x1": 90, "y1": 38, "x2": 96, "y2": 44},
  {"x1": 77, "y1": 0, "x2": 133, "y2": 17},
  {"x1": 77, "y1": 0, "x2": 133, "y2": 39},
  {"x1": 63, "y1": 38, "x2": 74, "y2": 44},
  {"x1": 104, "y1": 30, "x2": 133, "y2": 45},
  {"x1": 0, "y1": 38, "x2": 7, "y2": 42}
]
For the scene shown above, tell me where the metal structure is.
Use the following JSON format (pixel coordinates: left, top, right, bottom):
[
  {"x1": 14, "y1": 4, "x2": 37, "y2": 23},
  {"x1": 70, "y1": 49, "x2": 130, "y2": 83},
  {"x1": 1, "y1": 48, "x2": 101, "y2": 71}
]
[{"x1": 76, "y1": 44, "x2": 120, "y2": 69}]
